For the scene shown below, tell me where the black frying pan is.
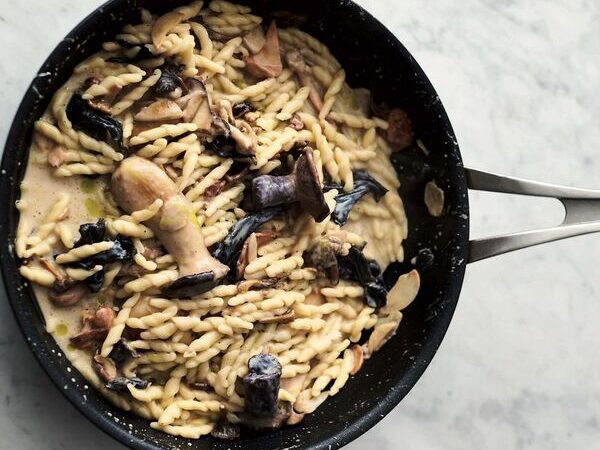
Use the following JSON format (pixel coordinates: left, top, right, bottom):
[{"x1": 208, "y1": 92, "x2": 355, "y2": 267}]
[{"x1": 3, "y1": 1, "x2": 596, "y2": 449}]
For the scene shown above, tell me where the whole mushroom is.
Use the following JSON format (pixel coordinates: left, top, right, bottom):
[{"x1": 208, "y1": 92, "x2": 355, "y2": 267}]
[
  {"x1": 252, "y1": 147, "x2": 329, "y2": 222},
  {"x1": 111, "y1": 156, "x2": 229, "y2": 298}
]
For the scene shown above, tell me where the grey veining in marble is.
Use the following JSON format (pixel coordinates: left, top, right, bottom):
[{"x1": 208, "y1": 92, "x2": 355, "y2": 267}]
[{"x1": 1, "y1": 1, "x2": 599, "y2": 449}]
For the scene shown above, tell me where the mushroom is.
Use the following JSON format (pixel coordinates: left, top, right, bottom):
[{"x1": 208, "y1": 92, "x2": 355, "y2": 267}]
[
  {"x1": 176, "y1": 78, "x2": 213, "y2": 131},
  {"x1": 243, "y1": 26, "x2": 266, "y2": 54},
  {"x1": 93, "y1": 353, "x2": 117, "y2": 382},
  {"x1": 243, "y1": 354, "x2": 282, "y2": 418},
  {"x1": 328, "y1": 170, "x2": 388, "y2": 226},
  {"x1": 232, "y1": 101, "x2": 256, "y2": 119},
  {"x1": 338, "y1": 246, "x2": 388, "y2": 309},
  {"x1": 387, "y1": 108, "x2": 414, "y2": 151},
  {"x1": 66, "y1": 94, "x2": 124, "y2": 152},
  {"x1": 211, "y1": 421, "x2": 241, "y2": 440},
  {"x1": 93, "y1": 307, "x2": 116, "y2": 329},
  {"x1": 111, "y1": 156, "x2": 230, "y2": 297},
  {"x1": 212, "y1": 206, "x2": 285, "y2": 271},
  {"x1": 350, "y1": 344, "x2": 364, "y2": 375},
  {"x1": 153, "y1": 62, "x2": 185, "y2": 96},
  {"x1": 380, "y1": 269, "x2": 420, "y2": 315},
  {"x1": 288, "y1": 113, "x2": 304, "y2": 131},
  {"x1": 235, "y1": 231, "x2": 275, "y2": 279},
  {"x1": 48, "y1": 283, "x2": 89, "y2": 307},
  {"x1": 245, "y1": 21, "x2": 283, "y2": 79},
  {"x1": 229, "y1": 122, "x2": 257, "y2": 155},
  {"x1": 258, "y1": 309, "x2": 295, "y2": 324},
  {"x1": 242, "y1": 402, "x2": 292, "y2": 430},
  {"x1": 237, "y1": 277, "x2": 281, "y2": 293},
  {"x1": 424, "y1": 180, "x2": 445, "y2": 217},
  {"x1": 105, "y1": 376, "x2": 149, "y2": 392},
  {"x1": 252, "y1": 147, "x2": 329, "y2": 222},
  {"x1": 108, "y1": 338, "x2": 139, "y2": 366},
  {"x1": 70, "y1": 328, "x2": 109, "y2": 349},
  {"x1": 135, "y1": 99, "x2": 184, "y2": 122},
  {"x1": 366, "y1": 320, "x2": 400, "y2": 355},
  {"x1": 304, "y1": 236, "x2": 345, "y2": 283}
]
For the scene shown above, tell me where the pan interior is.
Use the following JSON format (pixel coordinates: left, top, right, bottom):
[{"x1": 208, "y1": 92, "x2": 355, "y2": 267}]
[{"x1": 0, "y1": 1, "x2": 469, "y2": 449}]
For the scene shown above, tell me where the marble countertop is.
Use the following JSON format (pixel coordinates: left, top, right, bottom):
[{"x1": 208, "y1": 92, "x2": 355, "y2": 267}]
[{"x1": 1, "y1": 1, "x2": 599, "y2": 449}]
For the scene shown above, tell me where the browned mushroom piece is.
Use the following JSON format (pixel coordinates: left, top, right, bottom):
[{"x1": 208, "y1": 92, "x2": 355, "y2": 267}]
[
  {"x1": 176, "y1": 78, "x2": 213, "y2": 131},
  {"x1": 71, "y1": 328, "x2": 109, "y2": 349},
  {"x1": 387, "y1": 108, "x2": 414, "y2": 151},
  {"x1": 245, "y1": 21, "x2": 283, "y2": 79},
  {"x1": 93, "y1": 353, "x2": 117, "y2": 382},
  {"x1": 111, "y1": 156, "x2": 230, "y2": 298},
  {"x1": 93, "y1": 307, "x2": 116, "y2": 329},
  {"x1": 48, "y1": 283, "x2": 89, "y2": 307},
  {"x1": 252, "y1": 147, "x2": 329, "y2": 222},
  {"x1": 243, "y1": 26, "x2": 266, "y2": 54},
  {"x1": 135, "y1": 99, "x2": 184, "y2": 122}
]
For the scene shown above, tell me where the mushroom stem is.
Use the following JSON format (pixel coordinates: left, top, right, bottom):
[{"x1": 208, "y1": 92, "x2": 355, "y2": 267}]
[
  {"x1": 251, "y1": 147, "x2": 329, "y2": 222},
  {"x1": 111, "y1": 156, "x2": 229, "y2": 297},
  {"x1": 253, "y1": 174, "x2": 297, "y2": 209}
]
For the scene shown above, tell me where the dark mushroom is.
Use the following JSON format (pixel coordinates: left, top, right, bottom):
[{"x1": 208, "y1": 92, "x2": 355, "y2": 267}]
[
  {"x1": 69, "y1": 236, "x2": 136, "y2": 270},
  {"x1": 74, "y1": 219, "x2": 106, "y2": 247},
  {"x1": 232, "y1": 101, "x2": 256, "y2": 119},
  {"x1": 304, "y1": 236, "x2": 345, "y2": 284},
  {"x1": 245, "y1": 21, "x2": 283, "y2": 79},
  {"x1": 66, "y1": 94, "x2": 124, "y2": 152},
  {"x1": 105, "y1": 376, "x2": 150, "y2": 392},
  {"x1": 327, "y1": 170, "x2": 388, "y2": 226},
  {"x1": 338, "y1": 246, "x2": 388, "y2": 309},
  {"x1": 386, "y1": 108, "x2": 413, "y2": 151},
  {"x1": 111, "y1": 156, "x2": 230, "y2": 298},
  {"x1": 211, "y1": 421, "x2": 241, "y2": 440},
  {"x1": 243, "y1": 354, "x2": 282, "y2": 418},
  {"x1": 70, "y1": 328, "x2": 109, "y2": 349},
  {"x1": 108, "y1": 338, "x2": 139, "y2": 366},
  {"x1": 253, "y1": 147, "x2": 329, "y2": 222},
  {"x1": 153, "y1": 62, "x2": 185, "y2": 96},
  {"x1": 243, "y1": 402, "x2": 292, "y2": 430},
  {"x1": 212, "y1": 206, "x2": 285, "y2": 271}
]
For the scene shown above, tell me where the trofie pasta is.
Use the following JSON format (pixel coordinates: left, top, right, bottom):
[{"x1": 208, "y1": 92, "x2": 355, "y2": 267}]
[{"x1": 16, "y1": 0, "x2": 422, "y2": 440}]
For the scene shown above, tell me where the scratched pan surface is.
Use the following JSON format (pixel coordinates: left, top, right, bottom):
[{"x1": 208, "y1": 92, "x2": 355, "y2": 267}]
[{"x1": 0, "y1": 0, "x2": 469, "y2": 449}]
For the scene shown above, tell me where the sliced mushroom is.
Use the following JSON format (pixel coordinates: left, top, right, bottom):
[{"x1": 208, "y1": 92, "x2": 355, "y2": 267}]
[
  {"x1": 153, "y1": 62, "x2": 185, "y2": 96},
  {"x1": 245, "y1": 21, "x2": 283, "y2": 79},
  {"x1": 93, "y1": 307, "x2": 116, "y2": 329},
  {"x1": 112, "y1": 156, "x2": 229, "y2": 297},
  {"x1": 236, "y1": 231, "x2": 275, "y2": 278},
  {"x1": 48, "y1": 283, "x2": 89, "y2": 307},
  {"x1": 289, "y1": 113, "x2": 304, "y2": 131},
  {"x1": 350, "y1": 345, "x2": 364, "y2": 375},
  {"x1": 424, "y1": 180, "x2": 444, "y2": 217},
  {"x1": 66, "y1": 94, "x2": 124, "y2": 152},
  {"x1": 243, "y1": 26, "x2": 266, "y2": 54},
  {"x1": 70, "y1": 328, "x2": 109, "y2": 349},
  {"x1": 366, "y1": 320, "x2": 400, "y2": 355},
  {"x1": 258, "y1": 309, "x2": 295, "y2": 324},
  {"x1": 135, "y1": 99, "x2": 184, "y2": 122},
  {"x1": 105, "y1": 376, "x2": 149, "y2": 392},
  {"x1": 293, "y1": 390, "x2": 328, "y2": 414},
  {"x1": 381, "y1": 270, "x2": 420, "y2": 314},
  {"x1": 93, "y1": 353, "x2": 117, "y2": 382},
  {"x1": 387, "y1": 108, "x2": 413, "y2": 151},
  {"x1": 177, "y1": 78, "x2": 213, "y2": 131},
  {"x1": 252, "y1": 147, "x2": 329, "y2": 222},
  {"x1": 237, "y1": 277, "x2": 280, "y2": 293}
]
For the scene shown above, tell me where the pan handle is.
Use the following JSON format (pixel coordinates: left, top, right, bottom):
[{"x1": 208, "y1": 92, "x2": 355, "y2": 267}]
[{"x1": 465, "y1": 168, "x2": 600, "y2": 262}]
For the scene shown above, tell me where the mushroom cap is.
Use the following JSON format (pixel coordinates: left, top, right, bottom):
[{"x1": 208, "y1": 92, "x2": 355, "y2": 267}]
[
  {"x1": 162, "y1": 271, "x2": 219, "y2": 298},
  {"x1": 295, "y1": 147, "x2": 329, "y2": 222}
]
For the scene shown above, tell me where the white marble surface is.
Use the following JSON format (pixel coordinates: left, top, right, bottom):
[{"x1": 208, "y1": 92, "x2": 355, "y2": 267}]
[{"x1": 1, "y1": 1, "x2": 599, "y2": 449}]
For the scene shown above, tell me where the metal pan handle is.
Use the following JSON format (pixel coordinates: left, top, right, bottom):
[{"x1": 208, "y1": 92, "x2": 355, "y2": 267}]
[{"x1": 465, "y1": 168, "x2": 600, "y2": 263}]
